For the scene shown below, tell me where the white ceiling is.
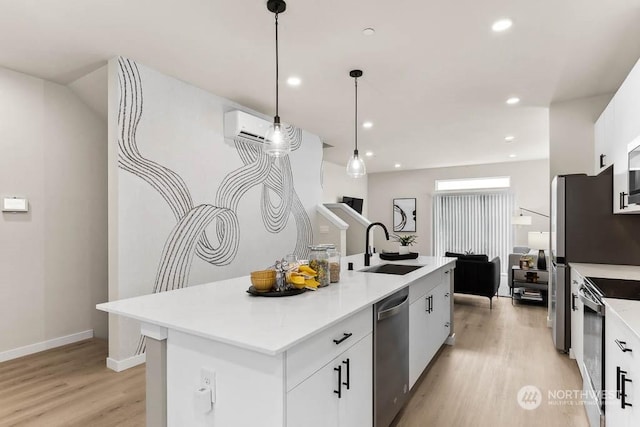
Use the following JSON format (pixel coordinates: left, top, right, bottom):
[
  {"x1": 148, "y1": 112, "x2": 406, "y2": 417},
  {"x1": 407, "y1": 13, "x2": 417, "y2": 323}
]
[{"x1": 1, "y1": 0, "x2": 640, "y2": 172}]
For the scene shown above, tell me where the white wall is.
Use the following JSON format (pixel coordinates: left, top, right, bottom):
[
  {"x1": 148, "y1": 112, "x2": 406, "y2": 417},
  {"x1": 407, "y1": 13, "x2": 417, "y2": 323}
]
[
  {"x1": 108, "y1": 58, "x2": 323, "y2": 364},
  {"x1": 549, "y1": 94, "x2": 612, "y2": 177},
  {"x1": 322, "y1": 160, "x2": 368, "y2": 217},
  {"x1": 367, "y1": 159, "x2": 550, "y2": 256},
  {"x1": 0, "y1": 66, "x2": 107, "y2": 358}
]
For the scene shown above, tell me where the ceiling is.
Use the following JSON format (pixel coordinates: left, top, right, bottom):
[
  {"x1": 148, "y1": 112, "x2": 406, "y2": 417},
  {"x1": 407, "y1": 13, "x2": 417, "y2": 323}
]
[{"x1": 1, "y1": 0, "x2": 640, "y2": 173}]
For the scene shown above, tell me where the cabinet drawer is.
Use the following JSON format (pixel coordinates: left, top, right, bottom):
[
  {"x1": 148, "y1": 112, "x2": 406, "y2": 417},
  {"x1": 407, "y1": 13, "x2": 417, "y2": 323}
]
[
  {"x1": 409, "y1": 268, "x2": 444, "y2": 303},
  {"x1": 607, "y1": 310, "x2": 640, "y2": 365},
  {"x1": 286, "y1": 306, "x2": 372, "y2": 391}
]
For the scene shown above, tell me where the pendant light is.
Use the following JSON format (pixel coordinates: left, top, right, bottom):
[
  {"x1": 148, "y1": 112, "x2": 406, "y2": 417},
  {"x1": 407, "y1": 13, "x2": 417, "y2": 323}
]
[
  {"x1": 263, "y1": 0, "x2": 291, "y2": 157},
  {"x1": 346, "y1": 69, "x2": 366, "y2": 178}
]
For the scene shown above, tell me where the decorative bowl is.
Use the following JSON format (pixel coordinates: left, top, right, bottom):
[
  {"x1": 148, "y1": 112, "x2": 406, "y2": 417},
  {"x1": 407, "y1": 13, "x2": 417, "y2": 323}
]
[{"x1": 250, "y1": 270, "x2": 276, "y2": 292}]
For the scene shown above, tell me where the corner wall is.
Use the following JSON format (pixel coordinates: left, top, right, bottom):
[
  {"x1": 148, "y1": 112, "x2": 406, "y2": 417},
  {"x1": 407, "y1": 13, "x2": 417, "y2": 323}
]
[
  {"x1": 549, "y1": 94, "x2": 612, "y2": 177},
  {"x1": 0, "y1": 66, "x2": 108, "y2": 359},
  {"x1": 322, "y1": 160, "x2": 368, "y2": 218}
]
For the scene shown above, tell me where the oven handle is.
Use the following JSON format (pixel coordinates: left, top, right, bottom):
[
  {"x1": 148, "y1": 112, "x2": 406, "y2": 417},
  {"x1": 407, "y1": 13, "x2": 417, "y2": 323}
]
[{"x1": 578, "y1": 287, "x2": 604, "y2": 315}]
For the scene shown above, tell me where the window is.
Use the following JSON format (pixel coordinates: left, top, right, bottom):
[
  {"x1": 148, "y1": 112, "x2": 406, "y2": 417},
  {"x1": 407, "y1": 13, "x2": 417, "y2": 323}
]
[{"x1": 435, "y1": 176, "x2": 511, "y2": 192}]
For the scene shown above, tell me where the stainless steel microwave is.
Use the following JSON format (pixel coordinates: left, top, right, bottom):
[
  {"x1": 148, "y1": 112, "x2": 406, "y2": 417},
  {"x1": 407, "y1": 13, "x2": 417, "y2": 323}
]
[{"x1": 629, "y1": 137, "x2": 640, "y2": 204}]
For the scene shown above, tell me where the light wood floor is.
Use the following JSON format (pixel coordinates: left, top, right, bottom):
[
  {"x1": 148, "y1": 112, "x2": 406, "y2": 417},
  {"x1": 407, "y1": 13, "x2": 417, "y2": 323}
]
[
  {"x1": 394, "y1": 295, "x2": 588, "y2": 427},
  {"x1": 0, "y1": 340, "x2": 145, "y2": 427},
  {"x1": 0, "y1": 296, "x2": 587, "y2": 427}
]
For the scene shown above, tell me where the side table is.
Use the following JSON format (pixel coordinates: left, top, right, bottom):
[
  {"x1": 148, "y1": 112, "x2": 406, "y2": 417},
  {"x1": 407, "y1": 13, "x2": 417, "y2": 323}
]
[{"x1": 511, "y1": 266, "x2": 549, "y2": 305}]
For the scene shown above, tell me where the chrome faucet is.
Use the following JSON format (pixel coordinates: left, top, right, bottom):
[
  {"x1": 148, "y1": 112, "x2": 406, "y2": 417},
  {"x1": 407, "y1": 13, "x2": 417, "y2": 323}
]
[{"x1": 364, "y1": 222, "x2": 389, "y2": 266}]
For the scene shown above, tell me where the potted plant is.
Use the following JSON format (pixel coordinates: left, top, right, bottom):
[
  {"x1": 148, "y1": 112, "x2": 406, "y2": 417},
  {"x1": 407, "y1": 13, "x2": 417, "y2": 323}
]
[{"x1": 392, "y1": 234, "x2": 417, "y2": 254}]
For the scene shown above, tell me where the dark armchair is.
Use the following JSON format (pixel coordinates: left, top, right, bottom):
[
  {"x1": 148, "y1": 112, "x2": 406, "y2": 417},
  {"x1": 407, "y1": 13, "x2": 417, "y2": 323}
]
[{"x1": 445, "y1": 252, "x2": 501, "y2": 309}]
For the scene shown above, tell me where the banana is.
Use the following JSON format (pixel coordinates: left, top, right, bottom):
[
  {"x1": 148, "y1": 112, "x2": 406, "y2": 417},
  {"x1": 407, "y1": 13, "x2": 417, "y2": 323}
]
[{"x1": 299, "y1": 265, "x2": 317, "y2": 276}]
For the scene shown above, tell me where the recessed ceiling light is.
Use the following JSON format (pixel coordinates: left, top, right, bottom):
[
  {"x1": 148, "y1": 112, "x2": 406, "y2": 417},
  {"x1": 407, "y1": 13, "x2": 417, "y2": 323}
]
[
  {"x1": 506, "y1": 97, "x2": 520, "y2": 105},
  {"x1": 362, "y1": 28, "x2": 375, "y2": 36},
  {"x1": 394, "y1": 163, "x2": 401, "y2": 168},
  {"x1": 287, "y1": 76, "x2": 301, "y2": 87},
  {"x1": 492, "y1": 19, "x2": 513, "y2": 32},
  {"x1": 365, "y1": 151, "x2": 374, "y2": 157},
  {"x1": 505, "y1": 135, "x2": 515, "y2": 142},
  {"x1": 363, "y1": 121, "x2": 373, "y2": 129},
  {"x1": 509, "y1": 154, "x2": 517, "y2": 158}
]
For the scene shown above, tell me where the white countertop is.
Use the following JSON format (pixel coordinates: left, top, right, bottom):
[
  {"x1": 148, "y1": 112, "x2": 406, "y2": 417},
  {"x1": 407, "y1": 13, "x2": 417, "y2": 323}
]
[
  {"x1": 570, "y1": 263, "x2": 640, "y2": 281},
  {"x1": 571, "y1": 263, "x2": 640, "y2": 340},
  {"x1": 97, "y1": 254, "x2": 456, "y2": 356}
]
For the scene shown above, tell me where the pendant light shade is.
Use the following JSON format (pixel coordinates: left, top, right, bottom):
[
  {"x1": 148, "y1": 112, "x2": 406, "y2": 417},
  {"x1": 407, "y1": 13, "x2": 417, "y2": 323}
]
[
  {"x1": 264, "y1": 117, "x2": 291, "y2": 157},
  {"x1": 347, "y1": 69, "x2": 366, "y2": 178},
  {"x1": 264, "y1": 0, "x2": 291, "y2": 157},
  {"x1": 346, "y1": 151, "x2": 366, "y2": 178}
]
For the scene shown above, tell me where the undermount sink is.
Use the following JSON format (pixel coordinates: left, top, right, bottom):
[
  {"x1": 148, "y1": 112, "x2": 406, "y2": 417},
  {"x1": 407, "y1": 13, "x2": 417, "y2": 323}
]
[{"x1": 359, "y1": 263, "x2": 425, "y2": 275}]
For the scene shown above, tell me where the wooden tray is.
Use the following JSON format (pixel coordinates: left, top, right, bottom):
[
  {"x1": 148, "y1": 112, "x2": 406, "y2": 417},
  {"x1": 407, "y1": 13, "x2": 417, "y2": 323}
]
[{"x1": 246, "y1": 286, "x2": 306, "y2": 297}]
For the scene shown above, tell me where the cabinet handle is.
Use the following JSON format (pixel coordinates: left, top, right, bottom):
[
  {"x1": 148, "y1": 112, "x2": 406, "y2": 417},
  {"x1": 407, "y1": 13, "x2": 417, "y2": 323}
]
[
  {"x1": 616, "y1": 339, "x2": 633, "y2": 353},
  {"x1": 571, "y1": 293, "x2": 577, "y2": 311},
  {"x1": 333, "y1": 333, "x2": 353, "y2": 345},
  {"x1": 621, "y1": 371, "x2": 633, "y2": 409},
  {"x1": 425, "y1": 295, "x2": 433, "y2": 313},
  {"x1": 600, "y1": 154, "x2": 606, "y2": 168},
  {"x1": 617, "y1": 366, "x2": 622, "y2": 399},
  {"x1": 342, "y1": 358, "x2": 350, "y2": 390},
  {"x1": 334, "y1": 365, "x2": 342, "y2": 398},
  {"x1": 621, "y1": 192, "x2": 628, "y2": 210}
]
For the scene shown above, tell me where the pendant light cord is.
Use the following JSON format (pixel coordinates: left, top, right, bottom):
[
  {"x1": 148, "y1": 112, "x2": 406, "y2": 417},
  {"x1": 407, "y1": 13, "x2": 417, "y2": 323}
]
[
  {"x1": 354, "y1": 76, "x2": 358, "y2": 153},
  {"x1": 275, "y1": 12, "x2": 280, "y2": 118}
]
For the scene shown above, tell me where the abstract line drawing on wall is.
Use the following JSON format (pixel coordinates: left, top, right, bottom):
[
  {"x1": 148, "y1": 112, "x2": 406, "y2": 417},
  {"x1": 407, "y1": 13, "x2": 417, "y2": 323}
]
[
  {"x1": 117, "y1": 57, "x2": 313, "y2": 354},
  {"x1": 393, "y1": 198, "x2": 416, "y2": 232}
]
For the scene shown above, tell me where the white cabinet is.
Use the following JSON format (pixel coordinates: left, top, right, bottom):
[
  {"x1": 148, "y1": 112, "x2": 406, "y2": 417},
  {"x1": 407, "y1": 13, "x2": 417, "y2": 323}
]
[
  {"x1": 594, "y1": 101, "x2": 614, "y2": 175},
  {"x1": 593, "y1": 56, "x2": 640, "y2": 213},
  {"x1": 287, "y1": 334, "x2": 372, "y2": 427},
  {"x1": 569, "y1": 269, "x2": 584, "y2": 377},
  {"x1": 287, "y1": 308, "x2": 372, "y2": 427},
  {"x1": 408, "y1": 268, "x2": 452, "y2": 388},
  {"x1": 605, "y1": 308, "x2": 640, "y2": 426}
]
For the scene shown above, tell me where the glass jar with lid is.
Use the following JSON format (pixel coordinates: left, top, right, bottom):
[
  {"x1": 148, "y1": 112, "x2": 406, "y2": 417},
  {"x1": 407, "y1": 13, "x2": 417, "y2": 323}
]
[
  {"x1": 324, "y1": 245, "x2": 341, "y2": 283},
  {"x1": 308, "y1": 245, "x2": 330, "y2": 287}
]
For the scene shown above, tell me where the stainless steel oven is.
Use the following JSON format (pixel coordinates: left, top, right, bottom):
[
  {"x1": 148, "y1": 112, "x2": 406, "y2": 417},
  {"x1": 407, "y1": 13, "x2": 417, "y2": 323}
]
[{"x1": 579, "y1": 280, "x2": 605, "y2": 427}]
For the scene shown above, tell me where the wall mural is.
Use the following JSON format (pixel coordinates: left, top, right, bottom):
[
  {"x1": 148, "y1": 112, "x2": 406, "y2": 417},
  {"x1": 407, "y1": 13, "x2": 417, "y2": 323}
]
[{"x1": 117, "y1": 58, "x2": 313, "y2": 354}]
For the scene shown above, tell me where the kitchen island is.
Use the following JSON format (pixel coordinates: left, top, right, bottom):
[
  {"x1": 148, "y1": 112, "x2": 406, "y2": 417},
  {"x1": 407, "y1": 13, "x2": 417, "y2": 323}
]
[{"x1": 97, "y1": 254, "x2": 456, "y2": 427}]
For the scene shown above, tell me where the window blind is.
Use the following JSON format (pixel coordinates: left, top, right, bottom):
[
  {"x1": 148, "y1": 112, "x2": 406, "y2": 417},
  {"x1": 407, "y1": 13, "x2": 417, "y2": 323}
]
[{"x1": 432, "y1": 191, "x2": 514, "y2": 275}]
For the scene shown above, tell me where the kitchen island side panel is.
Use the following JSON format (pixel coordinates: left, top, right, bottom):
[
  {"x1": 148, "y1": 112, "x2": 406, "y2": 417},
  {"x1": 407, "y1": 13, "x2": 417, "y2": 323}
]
[{"x1": 166, "y1": 329, "x2": 286, "y2": 427}]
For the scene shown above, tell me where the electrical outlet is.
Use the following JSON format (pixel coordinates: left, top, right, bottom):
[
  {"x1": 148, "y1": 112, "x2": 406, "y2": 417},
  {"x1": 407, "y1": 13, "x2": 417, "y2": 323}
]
[{"x1": 201, "y1": 369, "x2": 216, "y2": 403}]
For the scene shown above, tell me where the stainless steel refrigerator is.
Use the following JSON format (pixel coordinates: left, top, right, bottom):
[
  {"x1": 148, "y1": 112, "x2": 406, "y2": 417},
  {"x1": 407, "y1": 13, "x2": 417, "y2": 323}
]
[{"x1": 551, "y1": 167, "x2": 640, "y2": 352}]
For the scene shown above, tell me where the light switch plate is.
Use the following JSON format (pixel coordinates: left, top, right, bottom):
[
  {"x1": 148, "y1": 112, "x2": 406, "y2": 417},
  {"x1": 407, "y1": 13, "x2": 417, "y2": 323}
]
[{"x1": 2, "y1": 197, "x2": 29, "y2": 212}]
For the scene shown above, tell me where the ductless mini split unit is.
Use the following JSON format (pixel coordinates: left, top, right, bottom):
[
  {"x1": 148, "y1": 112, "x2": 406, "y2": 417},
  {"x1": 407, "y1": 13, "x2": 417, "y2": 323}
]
[{"x1": 224, "y1": 110, "x2": 271, "y2": 145}]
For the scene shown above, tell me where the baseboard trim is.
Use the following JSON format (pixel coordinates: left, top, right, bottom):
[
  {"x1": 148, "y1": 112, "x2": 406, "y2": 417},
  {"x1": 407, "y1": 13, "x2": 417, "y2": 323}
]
[
  {"x1": 547, "y1": 316, "x2": 552, "y2": 328},
  {"x1": 445, "y1": 333, "x2": 456, "y2": 346},
  {"x1": 106, "y1": 353, "x2": 146, "y2": 372},
  {"x1": 0, "y1": 330, "x2": 94, "y2": 363}
]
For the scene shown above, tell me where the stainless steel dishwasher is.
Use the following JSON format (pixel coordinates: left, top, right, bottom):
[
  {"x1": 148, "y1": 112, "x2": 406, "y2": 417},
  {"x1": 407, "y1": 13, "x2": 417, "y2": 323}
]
[{"x1": 373, "y1": 287, "x2": 409, "y2": 427}]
